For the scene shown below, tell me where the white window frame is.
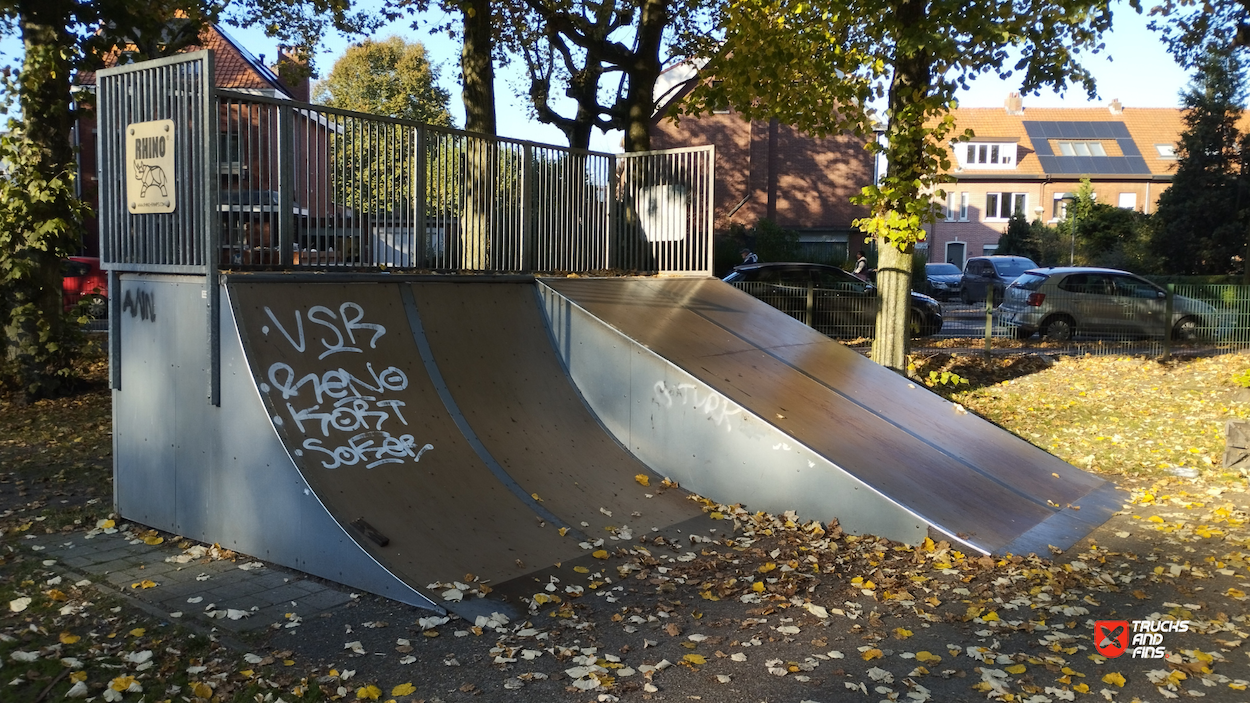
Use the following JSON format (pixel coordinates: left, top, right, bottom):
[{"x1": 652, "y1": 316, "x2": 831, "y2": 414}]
[
  {"x1": 958, "y1": 142, "x2": 1017, "y2": 169},
  {"x1": 959, "y1": 192, "x2": 969, "y2": 221},
  {"x1": 1056, "y1": 141, "x2": 1108, "y2": 157},
  {"x1": 1117, "y1": 192, "x2": 1137, "y2": 210},
  {"x1": 985, "y1": 192, "x2": 1027, "y2": 221}
]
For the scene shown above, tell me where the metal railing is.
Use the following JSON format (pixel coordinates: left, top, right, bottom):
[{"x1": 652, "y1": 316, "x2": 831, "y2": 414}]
[
  {"x1": 212, "y1": 90, "x2": 712, "y2": 275},
  {"x1": 732, "y1": 280, "x2": 1250, "y2": 357}
]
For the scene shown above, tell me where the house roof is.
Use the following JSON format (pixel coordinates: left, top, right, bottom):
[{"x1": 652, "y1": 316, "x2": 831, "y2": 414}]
[
  {"x1": 946, "y1": 105, "x2": 1184, "y2": 179},
  {"x1": 77, "y1": 24, "x2": 295, "y2": 99}
]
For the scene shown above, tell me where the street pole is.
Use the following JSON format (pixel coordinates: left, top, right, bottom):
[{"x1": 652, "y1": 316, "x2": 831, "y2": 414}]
[{"x1": 1060, "y1": 195, "x2": 1078, "y2": 266}]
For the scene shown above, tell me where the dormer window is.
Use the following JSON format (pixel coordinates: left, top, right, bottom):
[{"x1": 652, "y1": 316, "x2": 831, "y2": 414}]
[
  {"x1": 1056, "y1": 141, "x2": 1107, "y2": 157},
  {"x1": 957, "y1": 141, "x2": 1017, "y2": 169}
]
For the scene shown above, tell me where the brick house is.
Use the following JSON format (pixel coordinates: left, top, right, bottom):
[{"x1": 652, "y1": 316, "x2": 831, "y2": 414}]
[
  {"x1": 924, "y1": 93, "x2": 1184, "y2": 268},
  {"x1": 649, "y1": 68, "x2": 874, "y2": 263}
]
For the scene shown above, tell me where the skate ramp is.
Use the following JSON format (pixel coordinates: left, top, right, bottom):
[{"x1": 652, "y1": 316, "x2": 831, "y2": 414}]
[
  {"x1": 227, "y1": 277, "x2": 706, "y2": 610},
  {"x1": 540, "y1": 277, "x2": 1120, "y2": 556}
]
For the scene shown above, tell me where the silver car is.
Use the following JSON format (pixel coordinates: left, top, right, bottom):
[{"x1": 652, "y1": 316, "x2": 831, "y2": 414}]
[{"x1": 997, "y1": 267, "x2": 1230, "y2": 341}]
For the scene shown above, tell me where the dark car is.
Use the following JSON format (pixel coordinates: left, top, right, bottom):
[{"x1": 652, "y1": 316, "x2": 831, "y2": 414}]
[
  {"x1": 997, "y1": 266, "x2": 1233, "y2": 341},
  {"x1": 960, "y1": 255, "x2": 1038, "y2": 304},
  {"x1": 921, "y1": 262, "x2": 963, "y2": 300},
  {"x1": 723, "y1": 262, "x2": 943, "y2": 338},
  {"x1": 62, "y1": 256, "x2": 108, "y2": 318}
]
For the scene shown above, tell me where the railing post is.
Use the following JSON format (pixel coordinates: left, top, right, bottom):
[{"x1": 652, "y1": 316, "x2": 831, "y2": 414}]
[
  {"x1": 805, "y1": 280, "x2": 814, "y2": 327},
  {"x1": 607, "y1": 153, "x2": 618, "y2": 270},
  {"x1": 1163, "y1": 283, "x2": 1174, "y2": 360},
  {"x1": 705, "y1": 146, "x2": 715, "y2": 276},
  {"x1": 414, "y1": 125, "x2": 427, "y2": 268},
  {"x1": 521, "y1": 143, "x2": 534, "y2": 272},
  {"x1": 984, "y1": 286, "x2": 994, "y2": 361},
  {"x1": 277, "y1": 103, "x2": 294, "y2": 266}
]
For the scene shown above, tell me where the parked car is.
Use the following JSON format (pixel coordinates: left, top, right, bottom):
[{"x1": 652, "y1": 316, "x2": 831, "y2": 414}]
[
  {"x1": 921, "y1": 262, "x2": 963, "y2": 300},
  {"x1": 960, "y1": 255, "x2": 1038, "y2": 304},
  {"x1": 723, "y1": 262, "x2": 943, "y2": 338},
  {"x1": 997, "y1": 267, "x2": 1231, "y2": 341},
  {"x1": 62, "y1": 256, "x2": 108, "y2": 318}
]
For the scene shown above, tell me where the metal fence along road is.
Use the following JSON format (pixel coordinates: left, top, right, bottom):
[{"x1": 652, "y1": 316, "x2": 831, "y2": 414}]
[{"x1": 731, "y1": 281, "x2": 1250, "y2": 358}]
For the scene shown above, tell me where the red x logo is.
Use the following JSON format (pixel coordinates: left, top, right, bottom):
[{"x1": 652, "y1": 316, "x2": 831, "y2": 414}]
[{"x1": 1094, "y1": 620, "x2": 1129, "y2": 658}]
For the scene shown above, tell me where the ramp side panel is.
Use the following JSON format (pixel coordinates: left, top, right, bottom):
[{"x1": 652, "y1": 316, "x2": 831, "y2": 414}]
[
  {"x1": 543, "y1": 279, "x2": 1056, "y2": 550},
  {"x1": 539, "y1": 283, "x2": 930, "y2": 545},
  {"x1": 408, "y1": 283, "x2": 703, "y2": 534},
  {"x1": 115, "y1": 276, "x2": 433, "y2": 608},
  {"x1": 228, "y1": 281, "x2": 585, "y2": 589}
]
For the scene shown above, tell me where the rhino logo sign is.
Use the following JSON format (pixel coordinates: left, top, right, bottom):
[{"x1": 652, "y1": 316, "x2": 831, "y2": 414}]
[{"x1": 126, "y1": 120, "x2": 176, "y2": 214}]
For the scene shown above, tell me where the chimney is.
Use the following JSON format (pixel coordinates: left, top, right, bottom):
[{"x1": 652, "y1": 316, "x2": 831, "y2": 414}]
[
  {"x1": 1109, "y1": 98, "x2": 1123, "y2": 115},
  {"x1": 1004, "y1": 92, "x2": 1024, "y2": 116},
  {"x1": 276, "y1": 46, "x2": 312, "y2": 103}
]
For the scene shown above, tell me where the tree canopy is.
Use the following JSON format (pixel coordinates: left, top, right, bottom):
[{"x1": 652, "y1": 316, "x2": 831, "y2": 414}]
[
  {"x1": 313, "y1": 36, "x2": 453, "y2": 125},
  {"x1": 679, "y1": 0, "x2": 1114, "y2": 369},
  {"x1": 1152, "y1": 46, "x2": 1250, "y2": 276}
]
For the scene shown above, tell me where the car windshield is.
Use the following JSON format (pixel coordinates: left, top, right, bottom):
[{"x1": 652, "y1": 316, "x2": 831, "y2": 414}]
[
  {"x1": 926, "y1": 263, "x2": 960, "y2": 276},
  {"x1": 1012, "y1": 272, "x2": 1048, "y2": 291},
  {"x1": 993, "y1": 259, "x2": 1038, "y2": 277}
]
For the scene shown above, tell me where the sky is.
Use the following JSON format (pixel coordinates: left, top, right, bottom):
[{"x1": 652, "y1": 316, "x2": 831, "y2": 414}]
[{"x1": 0, "y1": 1, "x2": 1196, "y2": 152}]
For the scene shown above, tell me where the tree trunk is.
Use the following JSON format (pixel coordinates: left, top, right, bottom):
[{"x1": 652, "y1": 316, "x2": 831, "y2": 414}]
[
  {"x1": 870, "y1": 0, "x2": 929, "y2": 371},
  {"x1": 458, "y1": 0, "x2": 495, "y2": 269},
  {"x1": 622, "y1": 0, "x2": 667, "y2": 152},
  {"x1": 870, "y1": 239, "x2": 913, "y2": 368}
]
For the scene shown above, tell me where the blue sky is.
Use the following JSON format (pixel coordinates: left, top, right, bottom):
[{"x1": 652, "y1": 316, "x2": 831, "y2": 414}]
[{"x1": 0, "y1": 2, "x2": 1194, "y2": 152}]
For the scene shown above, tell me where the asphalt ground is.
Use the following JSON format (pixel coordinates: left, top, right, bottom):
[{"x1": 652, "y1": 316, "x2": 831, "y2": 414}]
[{"x1": 9, "y1": 475, "x2": 1250, "y2": 703}]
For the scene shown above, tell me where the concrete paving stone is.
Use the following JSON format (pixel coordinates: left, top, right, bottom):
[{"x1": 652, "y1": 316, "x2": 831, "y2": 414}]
[
  {"x1": 204, "y1": 582, "x2": 269, "y2": 604},
  {"x1": 139, "y1": 578, "x2": 213, "y2": 602},
  {"x1": 290, "y1": 588, "x2": 352, "y2": 614}
]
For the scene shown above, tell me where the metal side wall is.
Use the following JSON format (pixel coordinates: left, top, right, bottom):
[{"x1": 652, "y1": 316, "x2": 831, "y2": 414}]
[
  {"x1": 537, "y1": 281, "x2": 929, "y2": 545},
  {"x1": 113, "y1": 274, "x2": 437, "y2": 609}
]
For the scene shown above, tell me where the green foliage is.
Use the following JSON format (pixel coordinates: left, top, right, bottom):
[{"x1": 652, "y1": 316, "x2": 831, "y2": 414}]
[
  {"x1": 1152, "y1": 46, "x2": 1250, "y2": 276},
  {"x1": 1233, "y1": 368, "x2": 1250, "y2": 388},
  {"x1": 996, "y1": 212, "x2": 1035, "y2": 258},
  {"x1": 753, "y1": 218, "x2": 800, "y2": 263},
  {"x1": 314, "y1": 37, "x2": 453, "y2": 126}
]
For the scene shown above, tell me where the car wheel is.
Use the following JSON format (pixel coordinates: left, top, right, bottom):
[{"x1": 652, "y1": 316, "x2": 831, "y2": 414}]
[
  {"x1": 1041, "y1": 315, "x2": 1075, "y2": 341},
  {"x1": 1172, "y1": 316, "x2": 1199, "y2": 341}
]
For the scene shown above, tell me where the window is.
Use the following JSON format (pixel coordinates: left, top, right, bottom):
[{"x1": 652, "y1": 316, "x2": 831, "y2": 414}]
[
  {"x1": 982, "y1": 244, "x2": 998, "y2": 255},
  {"x1": 959, "y1": 192, "x2": 969, "y2": 221},
  {"x1": 1056, "y1": 141, "x2": 1107, "y2": 157},
  {"x1": 964, "y1": 143, "x2": 1016, "y2": 166},
  {"x1": 1052, "y1": 193, "x2": 1072, "y2": 220},
  {"x1": 1117, "y1": 192, "x2": 1137, "y2": 210},
  {"x1": 1155, "y1": 144, "x2": 1177, "y2": 159},
  {"x1": 710, "y1": 81, "x2": 730, "y2": 114},
  {"x1": 985, "y1": 192, "x2": 1027, "y2": 220},
  {"x1": 219, "y1": 133, "x2": 243, "y2": 175},
  {"x1": 946, "y1": 192, "x2": 957, "y2": 221}
]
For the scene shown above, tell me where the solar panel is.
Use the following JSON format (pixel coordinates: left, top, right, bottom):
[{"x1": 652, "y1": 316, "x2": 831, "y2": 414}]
[{"x1": 1022, "y1": 121, "x2": 1151, "y2": 175}]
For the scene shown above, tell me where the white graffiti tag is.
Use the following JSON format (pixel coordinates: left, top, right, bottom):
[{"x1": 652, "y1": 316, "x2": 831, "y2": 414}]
[
  {"x1": 653, "y1": 380, "x2": 742, "y2": 432},
  {"x1": 302, "y1": 432, "x2": 434, "y2": 469},
  {"x1": 258, "y1": 301, "x2": 433, "y2": 469}
]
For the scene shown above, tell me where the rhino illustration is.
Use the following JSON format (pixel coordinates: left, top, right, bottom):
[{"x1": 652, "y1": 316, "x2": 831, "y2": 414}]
[{"x1": 133, "y1": 160, "x2": 168, "y2": 198}]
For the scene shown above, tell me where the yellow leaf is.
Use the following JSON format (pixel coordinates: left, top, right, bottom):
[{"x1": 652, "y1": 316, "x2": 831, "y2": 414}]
[
  {"x1": 1228, "y1": 588, "x2": 1246, "y2": 598},
  {"x1": 284, "y1": 660, "x2": 295, "y2": 666},
  {"x1": 391, "y1": 683, "x2": 416, "y2": 697},
  {"x1": 143, "y1": 535, "x2": 164, "y2": 545},
  {"x1": 558, "y1": 527, "x2": 569, "y2": 536},
  {"x1": 592, "y1": 550, "x2": 609, "y2": 560},
  {"x1": 759, "y1": 562, "x2": 777, "y2": 573},
  {"x1": 191, "y1": 682, "x2": 213, "y2": 698},
  {"x1": 1006, "y1": 664, "x2": 1026, "y2": 674},
  {"x1": 915, "y1": 651, "x2": 941, "y2": 664},
  {"x1": 634, "y1": 474, "x2": 650, "y2": 486},
  {"x1": 683, "y1": 654, "x2": 706, "y2": 665},
  {"x1": 109, "y1": 676, "x2": 137, "y2": 692},
  {"x1": 98, "y1": 519, "x2": 115, "y2": 529},
  {"x1": 574, "y1": 566, "x2": 590, "y2": 574},
  {"x1": 533, "y1": 593, "x2": 551, "y2": 605},
  {"x1": 356, "y1": 684, "x2": 382, "y2": 700},
  {"x1": 129, "y1": 628, "x2": 145, "y2": 637},
  {"x1": 752, "y1": 581, "x2": 765, "y2": 593},
  {"x1": 1073, "y1": 683, "x2": 1090, "y2": 693},
  {"x1": 1231, "y1": 682, "x2": 1247, "y2": 691},
  {"x1": 241, "y1": 669, "x2": 254, "y2": 677},
  {"x1": 894, "y1": 627, "x2": 913, "y2": 639},
  {"x1": 46, "y1": 589, "x2": 67, "y2": 602},
  {"x1": 69, "y1": 671, "x2": 87, "y2": 683},
  {"x1": 710, "y1": 512, "x2": 724, "y2": 520},
  {"x1": 922, "y1": 537, "x2": 936, "y2": 551},
  {"x1": 982, "y1": 611, "x2": 1000, "y2": 622},
  {"x1": 862, "y1": 648, "x2": 883, "y2": 661},
  {"x1": 1148, "y1": 515, "x2": 1164, "y2": 523},
  {"x1": 1102, "y1": 672, "x2": 1126, "y2": 687},
  {"x1": 59, "y1": 632, "x2": 80, "y2": 644},
  {"x1": 530, "y1": 493, "x2": 542, "y2": 502}
]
